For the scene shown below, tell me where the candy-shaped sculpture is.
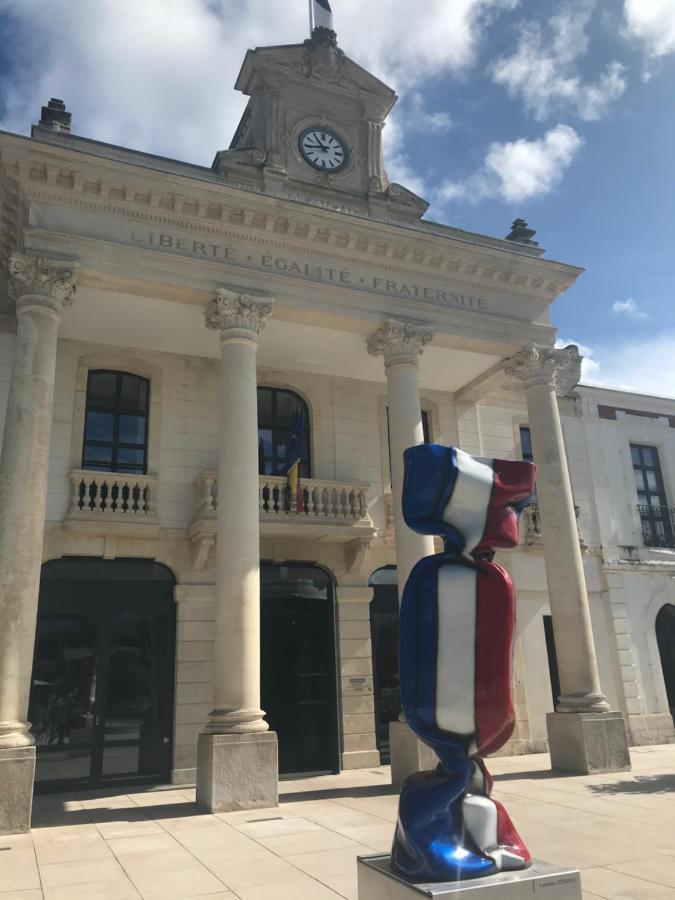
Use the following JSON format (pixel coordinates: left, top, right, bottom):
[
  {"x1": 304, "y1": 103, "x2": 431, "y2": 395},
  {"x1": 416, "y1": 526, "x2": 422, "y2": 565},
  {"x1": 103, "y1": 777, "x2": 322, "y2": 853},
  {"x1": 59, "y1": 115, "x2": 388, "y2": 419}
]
[{"x1": 392, "y1": 445, "x2": 537, "y2": 883}]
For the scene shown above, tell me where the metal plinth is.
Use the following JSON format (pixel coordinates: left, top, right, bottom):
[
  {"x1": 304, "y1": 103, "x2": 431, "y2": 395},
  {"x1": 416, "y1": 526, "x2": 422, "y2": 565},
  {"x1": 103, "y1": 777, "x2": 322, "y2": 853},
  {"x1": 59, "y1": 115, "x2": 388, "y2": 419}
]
[{"x1": 357, "y1": 855, "x2": 582, "y2": 899}]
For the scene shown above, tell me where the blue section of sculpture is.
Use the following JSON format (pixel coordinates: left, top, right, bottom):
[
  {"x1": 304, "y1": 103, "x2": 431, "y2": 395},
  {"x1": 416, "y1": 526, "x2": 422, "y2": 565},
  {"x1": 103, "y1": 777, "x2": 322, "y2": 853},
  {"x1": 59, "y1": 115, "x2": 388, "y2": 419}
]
[{"x1": 391, "y1": 444, "x2": 535, "y2": 883}]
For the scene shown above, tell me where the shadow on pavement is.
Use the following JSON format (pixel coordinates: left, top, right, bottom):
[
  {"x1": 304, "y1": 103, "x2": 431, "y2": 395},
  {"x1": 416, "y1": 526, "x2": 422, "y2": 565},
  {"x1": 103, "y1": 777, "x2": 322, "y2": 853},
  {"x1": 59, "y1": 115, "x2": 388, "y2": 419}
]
[{"x1": 588, "y1": 774, "x2": 675, "y2": 795}]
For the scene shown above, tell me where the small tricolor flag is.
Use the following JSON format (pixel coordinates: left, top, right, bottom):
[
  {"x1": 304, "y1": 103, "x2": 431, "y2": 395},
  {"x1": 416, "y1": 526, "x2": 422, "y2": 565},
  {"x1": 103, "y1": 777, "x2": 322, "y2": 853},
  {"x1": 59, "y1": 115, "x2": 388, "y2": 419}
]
[
  {"x1": 313, "y1": 0, "x2": 334, "y2": 31},
  {"x1": 285, "y1": 459, "x2": 304, "y2": 513}
]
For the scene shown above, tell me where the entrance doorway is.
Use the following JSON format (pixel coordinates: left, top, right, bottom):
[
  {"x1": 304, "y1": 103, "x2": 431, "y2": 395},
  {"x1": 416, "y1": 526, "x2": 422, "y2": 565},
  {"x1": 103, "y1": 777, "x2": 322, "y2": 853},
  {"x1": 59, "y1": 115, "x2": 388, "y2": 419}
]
[
  {"x1": 29, "y1": 558, "x2": 176, "y2": 792},
  {"x1": 369, "y1": 566, "x2": 400, "y2": 764},
  {"x1": 261, "y1": 563, "x2": 339, "y2": 776},
  {"x1": 656, "y1": 603, "x2": 675, "y2": 724}
]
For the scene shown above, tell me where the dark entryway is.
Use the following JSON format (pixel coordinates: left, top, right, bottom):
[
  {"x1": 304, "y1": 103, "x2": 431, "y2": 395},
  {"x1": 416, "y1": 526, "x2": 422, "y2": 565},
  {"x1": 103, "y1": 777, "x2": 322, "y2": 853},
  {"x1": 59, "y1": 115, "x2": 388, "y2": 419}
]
[
  {"x1": 29, "y1": 558, "x2": 176, "y2": 792},
  {"x1": 261, "y1": 563, "x2": 339, "y2": 777},
  {"x1": 369, "y1": 566, "x2": 400, "y2": 764},
  {"x1": 656, "y1": 603, "x2": 675, "y2": 724}
]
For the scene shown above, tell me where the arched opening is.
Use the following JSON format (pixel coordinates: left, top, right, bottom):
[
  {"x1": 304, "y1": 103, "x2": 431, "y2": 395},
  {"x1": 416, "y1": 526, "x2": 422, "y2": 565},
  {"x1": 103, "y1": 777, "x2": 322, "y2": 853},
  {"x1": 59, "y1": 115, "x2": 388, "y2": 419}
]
[
  {"x1": 656, "y1": 603, "x2": 675, "y2": 724},
  {"x1": 257, "y1": 387, "x2": 311, "y2": 477},
  {"x1": 260, "y1": 563, "x2": 339, "y2": 776},
  {"x1": 29, "y1": 558, "x2": 176, "y2": 792},
  {"x1": 369, "y1": 566, "x2": 400, "y2": 763}
]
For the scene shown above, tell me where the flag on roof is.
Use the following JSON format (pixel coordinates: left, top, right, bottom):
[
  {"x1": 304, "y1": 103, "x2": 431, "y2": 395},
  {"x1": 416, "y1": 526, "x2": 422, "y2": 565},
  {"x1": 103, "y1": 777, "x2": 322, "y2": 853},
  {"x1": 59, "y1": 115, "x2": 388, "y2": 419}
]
[{"x1": 313, "y1": 0, "x2": 334, "y2": 31}]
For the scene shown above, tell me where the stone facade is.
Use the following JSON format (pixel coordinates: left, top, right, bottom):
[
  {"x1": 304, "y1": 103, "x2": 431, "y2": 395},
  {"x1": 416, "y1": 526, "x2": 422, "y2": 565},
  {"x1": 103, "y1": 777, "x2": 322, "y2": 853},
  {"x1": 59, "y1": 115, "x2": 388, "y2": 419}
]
[{"x1": 0, "y1": 27, "x2": 670, "y2": 830}]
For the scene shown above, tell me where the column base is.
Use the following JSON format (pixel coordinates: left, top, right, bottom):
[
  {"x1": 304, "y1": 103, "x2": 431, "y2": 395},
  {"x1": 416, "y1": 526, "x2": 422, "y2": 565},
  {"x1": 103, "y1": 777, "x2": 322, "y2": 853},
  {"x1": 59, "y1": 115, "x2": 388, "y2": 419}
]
[
  {"x1": 547, "y1": 711, "x2": 631, "y2": 775},
  {"x1": 0, "y1": 747, "x2": 35, "y2": 835},
  {"x1": 196, "y1": 731, "x2": 278, "y2": 813},
  {"x1": 389, "y1": 720, "x2": 438, "y2": 790}
]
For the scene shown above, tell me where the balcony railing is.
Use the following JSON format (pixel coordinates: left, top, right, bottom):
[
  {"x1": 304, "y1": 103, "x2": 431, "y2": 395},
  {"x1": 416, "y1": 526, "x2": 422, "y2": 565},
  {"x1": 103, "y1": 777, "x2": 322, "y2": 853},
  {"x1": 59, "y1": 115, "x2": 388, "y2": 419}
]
[
  {"x1": 194, "y1": 471, "x2": 370, "y2": 523},
  {"x1": 68, "y1": 469, "x2": 158, "y2": 519},
  {"x1": 638, "y1": 505, "x2": 675, "y2": 549}
]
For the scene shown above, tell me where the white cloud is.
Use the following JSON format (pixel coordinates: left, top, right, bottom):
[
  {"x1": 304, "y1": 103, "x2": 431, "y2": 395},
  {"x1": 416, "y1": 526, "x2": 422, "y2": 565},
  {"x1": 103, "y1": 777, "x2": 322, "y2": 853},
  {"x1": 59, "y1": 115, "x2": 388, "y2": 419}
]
[
  {"x1": 439, "y1": 124, "x2": 582, "y2": 204},
  {"x1": 403, "y1": 93, "x2": 453, "y2": 135},
  {"x1": 491, "y1": 3, "x2": 627, "y2": 121},
  {"x1": 624, "y1": 0, "x2": 675, "y2": 59},
  {"x1": 612, "y1": 298, "x2": 648, "y2": 319},
  {"x1": 0, "y1": 0, "x2": 517, "y2": 166},
  {"x1": 574, "y1": 334, "x2": 675, "y2": 398}
]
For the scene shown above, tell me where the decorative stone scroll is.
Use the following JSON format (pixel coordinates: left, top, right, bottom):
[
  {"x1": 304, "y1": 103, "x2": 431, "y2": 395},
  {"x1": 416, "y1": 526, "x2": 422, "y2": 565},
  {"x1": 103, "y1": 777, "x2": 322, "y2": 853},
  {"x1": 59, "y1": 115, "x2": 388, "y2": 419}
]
[
  {"x1": 366, "y1": 318, "x2": 433, "y2": 368},
  {"x1": 505, "y1": 343, "x2": 582, "y2": 396},
  {"x1": 8, "y1": 252, "x2": 80, "y2": 312},
  {"x1": 205, "y1": 287, "x2": 275, "y2": 343},
  {"x1": 392, "y1": 444, "x2": 537, "y2": 882}
]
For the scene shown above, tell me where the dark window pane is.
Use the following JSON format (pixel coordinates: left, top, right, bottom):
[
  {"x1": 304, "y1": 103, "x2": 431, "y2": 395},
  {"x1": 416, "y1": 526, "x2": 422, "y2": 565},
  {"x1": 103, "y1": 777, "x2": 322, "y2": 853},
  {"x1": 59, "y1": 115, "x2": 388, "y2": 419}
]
[
  {"x1": 520, "y1": 426, "x2": 533, "y2": 461},
  {"x1": 87, "y1": 372, "x2": 117, "y2": 408},
  {"x1": 117, "y1": 448, "x2": 145, "y2": 467},
  {"x1": 275, "y1": 392, "x2": 296, "y2": 423},
  {"x1": 119, "y1": 375, "x2": 148, "y2": 412},
  {"x1": 116, "y1": 465, "x2": 144, "y2": 474},
  {"x1": 422, "y1": 410, "x2": 431, "y2": 444},
  {"x1": 84, "y1": 444, "x2": 112, "y2": 464},
  {"x1": 257, "y1": 388, "x2": 273, "y2": 419},
  {"x1": 119, "y1": 415, "x2": 146, "y2": 444},
  {"x1": 641, "y1": 446, "x2": 655, "y2": 466},
  {"x1": 85, "y1": 411, "x2": 114, "y2": 442},
  {"x1": 259, "y1": 428, "x2": 273, "y2": 457},
  {"x1": 631, "y1": 445, "x2": 642, "y2": 466}
]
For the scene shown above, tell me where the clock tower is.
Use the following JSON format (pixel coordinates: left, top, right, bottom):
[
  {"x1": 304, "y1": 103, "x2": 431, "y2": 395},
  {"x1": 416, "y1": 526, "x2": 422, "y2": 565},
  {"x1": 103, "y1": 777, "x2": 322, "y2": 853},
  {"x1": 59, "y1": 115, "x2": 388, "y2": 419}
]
[{"x1": 212, "y1": 28, "x2": 429, "y2": 221}]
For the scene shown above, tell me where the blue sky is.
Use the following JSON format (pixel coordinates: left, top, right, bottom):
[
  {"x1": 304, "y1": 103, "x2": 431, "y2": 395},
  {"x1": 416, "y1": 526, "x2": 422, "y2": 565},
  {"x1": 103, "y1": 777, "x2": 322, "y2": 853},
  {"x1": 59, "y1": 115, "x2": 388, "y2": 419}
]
[{"x1": 0, "y1": 0, "x2": 674, "y2": 394}]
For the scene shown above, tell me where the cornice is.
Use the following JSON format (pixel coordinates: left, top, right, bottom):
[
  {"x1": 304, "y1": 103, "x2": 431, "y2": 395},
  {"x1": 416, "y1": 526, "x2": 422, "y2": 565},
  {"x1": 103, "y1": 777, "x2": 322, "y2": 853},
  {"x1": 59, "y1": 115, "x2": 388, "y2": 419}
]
[{"x1": 0, "y1": 139, "x2": 582, "y2": 305}]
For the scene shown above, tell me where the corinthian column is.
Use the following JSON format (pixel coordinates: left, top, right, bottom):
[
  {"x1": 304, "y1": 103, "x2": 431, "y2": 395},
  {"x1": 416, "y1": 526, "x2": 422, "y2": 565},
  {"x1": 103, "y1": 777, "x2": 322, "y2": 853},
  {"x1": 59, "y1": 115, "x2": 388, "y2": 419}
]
[
  {"x1": 0, "y1": 253, "x2": 79, "y2": 834},
  {"x1": 196, "y1": 288, "x2": 279, "y2": 813},
  {"x1": 506, "y1": 344, "x2": 630, "y2": 774},
  {"x1": 367, "y1": 320, "x2": 435, "y2": 595},
  {"x1": 367, "y1": 319, "x2": 438, "y2": 787}
]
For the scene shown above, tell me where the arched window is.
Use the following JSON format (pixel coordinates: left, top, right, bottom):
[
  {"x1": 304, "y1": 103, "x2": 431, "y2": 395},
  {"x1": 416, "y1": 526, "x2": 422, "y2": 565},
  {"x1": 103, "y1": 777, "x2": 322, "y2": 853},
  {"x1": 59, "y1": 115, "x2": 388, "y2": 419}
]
[
  {"x1": 257, "y1": 387, "x2": 311, "y2": 477},
  {"x1": 82, "y1": 371, "x2": 150, "y2": 474},
  {"x1": 656, "y1": 603, "x2": 675, "y2": 724}
]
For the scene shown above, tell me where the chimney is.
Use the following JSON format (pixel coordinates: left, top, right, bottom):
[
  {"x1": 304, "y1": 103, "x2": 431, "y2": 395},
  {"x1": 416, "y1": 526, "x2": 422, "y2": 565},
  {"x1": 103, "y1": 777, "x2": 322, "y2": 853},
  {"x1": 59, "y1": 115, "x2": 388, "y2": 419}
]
[{"x1": 38, "y1": 98, "x2": 72, "y2": 133}]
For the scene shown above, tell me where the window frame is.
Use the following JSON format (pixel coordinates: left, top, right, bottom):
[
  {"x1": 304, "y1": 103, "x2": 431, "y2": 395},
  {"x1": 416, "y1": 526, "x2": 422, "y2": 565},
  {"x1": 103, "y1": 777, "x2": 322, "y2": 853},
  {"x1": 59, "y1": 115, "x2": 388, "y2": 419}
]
[
  {"x1": 257, "y1": 387, "x2": 312, "y2": 478},
  {"x1": 82, "y1": 370, "x2": 150, "y2": 475},
  {"x1": 631, "y1": 443, "x2": 668, "y2": 509}
]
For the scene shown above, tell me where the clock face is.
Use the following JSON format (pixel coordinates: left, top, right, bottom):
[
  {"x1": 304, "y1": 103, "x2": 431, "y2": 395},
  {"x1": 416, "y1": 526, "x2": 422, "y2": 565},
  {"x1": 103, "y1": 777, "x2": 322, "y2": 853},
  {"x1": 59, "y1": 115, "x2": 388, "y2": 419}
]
[{"x1": 298, "y1": 127, "x2": 349, "y2": 172}]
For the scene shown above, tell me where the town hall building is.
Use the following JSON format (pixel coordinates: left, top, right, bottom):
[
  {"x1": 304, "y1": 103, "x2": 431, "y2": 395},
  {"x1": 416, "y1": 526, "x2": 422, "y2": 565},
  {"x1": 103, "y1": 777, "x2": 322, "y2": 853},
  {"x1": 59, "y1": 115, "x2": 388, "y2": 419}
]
[{"x1": 0, "y1": 22, "x2": 673, "y2": 833}]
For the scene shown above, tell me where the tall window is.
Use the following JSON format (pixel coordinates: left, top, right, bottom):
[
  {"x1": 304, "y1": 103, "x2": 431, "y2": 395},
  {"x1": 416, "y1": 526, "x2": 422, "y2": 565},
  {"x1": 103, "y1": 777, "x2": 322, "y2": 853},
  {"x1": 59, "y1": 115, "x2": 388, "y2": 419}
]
[
  {"x1": 632, "y1": 444, "x2": 673, "y2": 547},
  {"x1": 519, "y1": 425, "x2": 537, "y2": 504},
  {"x1": 257, "y1": 388, "x2": 311, "y2": 477},
  {"x1": 82, "y1": 371, "x2": 149, "y2": 474}
]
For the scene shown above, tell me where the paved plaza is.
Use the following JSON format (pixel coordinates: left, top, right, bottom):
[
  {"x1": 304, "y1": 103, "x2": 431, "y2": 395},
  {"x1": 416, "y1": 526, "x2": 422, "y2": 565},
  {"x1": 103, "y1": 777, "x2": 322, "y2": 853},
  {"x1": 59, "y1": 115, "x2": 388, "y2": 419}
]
[{"x1": 1, "y1": 745, "x2": 674, "y2": 900}]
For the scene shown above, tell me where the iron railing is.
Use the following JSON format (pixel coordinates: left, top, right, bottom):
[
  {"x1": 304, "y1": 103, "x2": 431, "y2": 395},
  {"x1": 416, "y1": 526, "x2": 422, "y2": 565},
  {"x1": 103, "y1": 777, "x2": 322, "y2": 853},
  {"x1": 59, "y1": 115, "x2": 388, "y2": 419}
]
[{"x1": 638, "y1": 505, "x2": 675, "y2": 548}]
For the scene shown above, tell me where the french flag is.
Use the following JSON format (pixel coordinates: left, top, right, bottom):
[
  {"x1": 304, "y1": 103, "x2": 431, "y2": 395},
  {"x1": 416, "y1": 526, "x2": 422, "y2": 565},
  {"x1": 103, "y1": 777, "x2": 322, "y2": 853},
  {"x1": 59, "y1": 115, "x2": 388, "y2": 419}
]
[{"x1": 313, "y1": 0, "x2": 334, "y2": 30}]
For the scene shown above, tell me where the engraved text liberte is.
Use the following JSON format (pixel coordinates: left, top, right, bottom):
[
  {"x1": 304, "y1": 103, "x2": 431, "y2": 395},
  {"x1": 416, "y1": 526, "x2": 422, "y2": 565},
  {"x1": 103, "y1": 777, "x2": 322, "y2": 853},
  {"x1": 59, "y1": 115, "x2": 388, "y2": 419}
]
[{"x1": 130, "y1": 229, "x2": 489, "y2": 313}]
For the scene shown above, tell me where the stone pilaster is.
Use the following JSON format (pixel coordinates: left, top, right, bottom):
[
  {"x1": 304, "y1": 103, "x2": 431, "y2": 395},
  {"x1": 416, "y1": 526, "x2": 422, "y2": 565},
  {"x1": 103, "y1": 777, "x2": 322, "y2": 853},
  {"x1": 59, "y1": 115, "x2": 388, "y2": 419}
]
[
  {"x1": 196, "y1": 287, "x2": 278, "y2": 813},
  {"x1": 506, "y1": 344, "x2": 631, "y2": 774},
  {"x1": 336, "y1": 586, "x2": 380, "y2": 769},
  {"x1": 0, "y1": 253, "x2": 80, "y2": 833}
]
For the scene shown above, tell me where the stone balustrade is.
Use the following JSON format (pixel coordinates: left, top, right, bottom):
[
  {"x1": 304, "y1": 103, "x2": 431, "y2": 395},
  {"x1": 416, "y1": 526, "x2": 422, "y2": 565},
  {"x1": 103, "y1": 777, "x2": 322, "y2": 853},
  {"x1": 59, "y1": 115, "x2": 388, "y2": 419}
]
[
  {"x1": 193, "y1": 470, "x2": 370, "y2": 523},
  {"x1": 68, "y1": 469, "x2": 159, "y2": 520}
]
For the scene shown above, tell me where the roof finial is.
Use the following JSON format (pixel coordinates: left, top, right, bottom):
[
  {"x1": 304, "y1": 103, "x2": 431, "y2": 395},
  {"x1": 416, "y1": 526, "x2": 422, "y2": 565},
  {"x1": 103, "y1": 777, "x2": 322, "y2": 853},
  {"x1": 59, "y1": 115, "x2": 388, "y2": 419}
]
[{"x1": 505, "y1": 219, "x2": 538, "y2": 246}]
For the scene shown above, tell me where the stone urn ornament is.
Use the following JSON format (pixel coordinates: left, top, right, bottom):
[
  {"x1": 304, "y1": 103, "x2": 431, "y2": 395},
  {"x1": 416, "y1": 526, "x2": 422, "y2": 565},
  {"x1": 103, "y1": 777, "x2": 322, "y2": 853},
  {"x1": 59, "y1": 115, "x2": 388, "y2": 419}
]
[{"x1": 391, "y1": 444, "x2": 537, "y2": 882}]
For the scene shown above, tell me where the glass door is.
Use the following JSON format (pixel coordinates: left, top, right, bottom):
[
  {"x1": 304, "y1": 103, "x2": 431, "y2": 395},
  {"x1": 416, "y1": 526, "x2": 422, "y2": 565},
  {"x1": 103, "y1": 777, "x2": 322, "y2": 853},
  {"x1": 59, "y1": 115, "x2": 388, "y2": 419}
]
[{"x1": 30, "y1": 559, "x2": 176, "y2": 792}]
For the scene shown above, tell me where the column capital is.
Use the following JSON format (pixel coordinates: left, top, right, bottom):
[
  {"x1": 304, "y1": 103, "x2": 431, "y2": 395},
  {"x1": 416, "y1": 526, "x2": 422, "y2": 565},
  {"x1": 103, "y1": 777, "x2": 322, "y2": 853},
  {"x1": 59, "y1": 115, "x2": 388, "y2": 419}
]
[
  {"x1": 366, "y1": 318, "x2": 433, "y2": 368},
  {"x1": 205, "y1": 287, "x2": 275, "y2": 344},
  {"x1": 505, "y1": 343, "x2": 582, "y2": 395},
  {"x1": 8, "y1": 252, "x2": 80, "y2": 313}
]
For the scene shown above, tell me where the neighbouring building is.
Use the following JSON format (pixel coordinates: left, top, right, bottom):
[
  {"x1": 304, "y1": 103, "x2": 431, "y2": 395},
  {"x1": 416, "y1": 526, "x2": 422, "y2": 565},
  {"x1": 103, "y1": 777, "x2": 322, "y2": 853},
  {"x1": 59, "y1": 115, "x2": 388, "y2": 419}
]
[{"x1": 0, "y1": 23, "x2": 670, "y2": 834}]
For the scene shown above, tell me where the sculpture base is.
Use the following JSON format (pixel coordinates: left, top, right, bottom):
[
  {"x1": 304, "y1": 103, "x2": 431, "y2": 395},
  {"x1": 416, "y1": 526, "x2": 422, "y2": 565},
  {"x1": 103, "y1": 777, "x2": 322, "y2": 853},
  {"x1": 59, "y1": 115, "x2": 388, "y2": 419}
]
[
  {"x1": 547, "y1": 711, "x2": 631, "y2": 775},
  {"x1": 389, "y1": 720, "x2": 438, "y2": 789},
  {"x1": 196, "y1": 731, "x2": 278, "y2": 813},
  {"x1": 357, "y1": 855, "x2": 582, "y2": 899},
  {"x1": 0, "y1": 747, "x2": 35, "y2": 835}
]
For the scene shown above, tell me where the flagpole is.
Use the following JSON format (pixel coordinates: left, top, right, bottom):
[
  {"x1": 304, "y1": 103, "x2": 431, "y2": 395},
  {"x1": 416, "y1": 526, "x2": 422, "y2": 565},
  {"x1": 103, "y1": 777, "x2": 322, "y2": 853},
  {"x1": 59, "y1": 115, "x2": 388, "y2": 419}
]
[{"x1": 308, "y1": 0, "x2": 314, "y2": 35}]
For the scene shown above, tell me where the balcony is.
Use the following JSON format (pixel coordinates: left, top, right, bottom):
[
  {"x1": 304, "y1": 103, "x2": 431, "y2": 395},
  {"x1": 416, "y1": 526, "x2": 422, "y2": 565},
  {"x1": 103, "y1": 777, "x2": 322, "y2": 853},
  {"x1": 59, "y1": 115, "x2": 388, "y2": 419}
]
[
  {"x1": 66, "y1": 469, "x2": 160, "y2": 537},
  {"x1": 189, "y1": 471, "x2": 376, "y2": 568},
  {"x1": 638, "y1": 505, "x2": 675, "y2": 549}
]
